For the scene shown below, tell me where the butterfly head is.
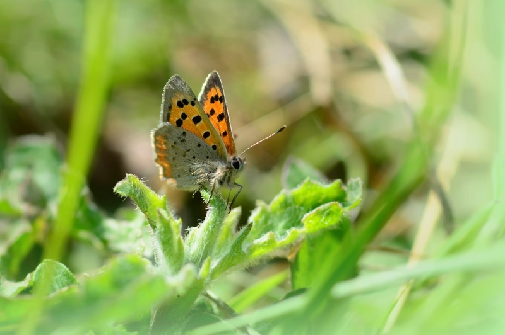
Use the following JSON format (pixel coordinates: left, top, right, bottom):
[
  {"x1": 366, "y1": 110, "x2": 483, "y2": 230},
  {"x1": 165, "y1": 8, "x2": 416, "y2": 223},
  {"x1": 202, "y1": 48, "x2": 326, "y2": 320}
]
[
  {"x1": 230, "y1": 156, "x2": 245, "y2": 174},
  {"x1": 215, "y1": 156, "x2": 245, "y2": 190}
]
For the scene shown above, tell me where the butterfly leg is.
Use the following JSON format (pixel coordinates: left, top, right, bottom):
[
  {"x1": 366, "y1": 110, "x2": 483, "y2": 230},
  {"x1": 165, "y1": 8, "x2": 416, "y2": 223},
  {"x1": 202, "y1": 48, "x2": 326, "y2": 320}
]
[
  {"x1": 226, "y1": 187, "x2": 232, "y2": 206},
  {"x1": 228, "y1": 182, "x2": 242, "y2": 209},
  {"x1": 206, "y1": 182, "x2": 217, "y2": 205}
]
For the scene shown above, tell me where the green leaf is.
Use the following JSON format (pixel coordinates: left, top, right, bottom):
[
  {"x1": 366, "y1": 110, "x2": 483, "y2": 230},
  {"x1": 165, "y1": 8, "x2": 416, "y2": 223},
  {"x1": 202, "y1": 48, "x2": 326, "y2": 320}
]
[
  {"x1": 114, "y1": 174, "x2": 166, "y2": 229},
  {"x1": 114, "y1": 174, "x2": 187, "y2": 273},
  {"x1": 0, "y1": 198, "x2": 22, "y2": 217},
  {"x1": 291, "y1": 179, "x2": 362, "y2": 289},
  {"x1": 0, "y1": 297, "x2": 33, "y2": 332},
  {"x1": 113, "y1": 175, "x2": 222, "y2": 331},
  {"x1": 0, "y1": 274, "x2": 32, "y2": 298},
  {"x1": 0, "y1": 222, "x2": 36, "y2": 280},
  {"x1": 32, "y1": 259, "x2": 77, "y2": 295},
  {"x1": 282, "y1": 156, "x2": 329, "y2": 190},
  {"x1": 183, "y1": 312, "x2": 230, "y2": 333},
  {"x1": 302, "y1": 202, "x2": 344, "y2": 233},
  {"x1": 210, "y1": 222, "x2": 253, "y2": 280},
  {"x1": 73, "y1": 189, "x2": 107, "y2": 244},
  {"x1": 186, "y1": 189, "x2": 228, "y2": 268},
  {"x1": 1, "y1": 254, "x2": 199, "y2": 333},
  {"x1": 214, "y1": 207, "x2": 242, "y2": 258},
  {"x1": 434, "y1": 203, "x2": 493, "y2": 257},
  {"x1": 211, "y1": 179, "x2": 362, "y2": 278},
  {"x1": 102, "y1": 211, "x2": 152, "y2": 256},
  {"x1": 342, "y1": 178, "x2": 363, "y2": 210},
  {"x1": 154, "y1": 208, "x2": 184, "y2": 274},
  {"x1": 291, "y1": 229, "x2": 348, "y2": 290},
  {"x1": 150, "y1": 259, "x2": 209, "y2": 333},
  {"x1": 228, "y1": 270, "x2": 289, "y2": 313},
  {"x1": 331, "y1": 241, "x2": 505, "y2": 299},
  {"x1": 0, "y1": 136, "x2": 63, "y2": 206},
  {"x1": 247, "y1": 180, "x2": 346, "y2": 243},
  {"x1": 115, "y1": 173, "x2": 363, "y2": 331}
]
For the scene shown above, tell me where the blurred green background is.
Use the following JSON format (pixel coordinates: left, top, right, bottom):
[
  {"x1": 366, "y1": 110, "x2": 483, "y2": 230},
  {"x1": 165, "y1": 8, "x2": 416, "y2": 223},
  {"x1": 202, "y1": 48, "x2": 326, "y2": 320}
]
[
  {"x1": 3, "y1": 0, "x2": 494, "y2": 214},
  {"x1": 0, "y1": 0, "x2": 501, "y2": 323}
]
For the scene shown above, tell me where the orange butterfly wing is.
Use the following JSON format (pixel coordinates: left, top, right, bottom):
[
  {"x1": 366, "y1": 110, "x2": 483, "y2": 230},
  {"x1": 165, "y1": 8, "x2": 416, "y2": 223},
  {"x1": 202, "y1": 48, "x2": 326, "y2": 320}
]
[
  {"x1": 198, "y1": 71, "x2": 237, "y2": 156},
  {"x1": 159, "y1": 74, "x2": 227, "y2": 160}
]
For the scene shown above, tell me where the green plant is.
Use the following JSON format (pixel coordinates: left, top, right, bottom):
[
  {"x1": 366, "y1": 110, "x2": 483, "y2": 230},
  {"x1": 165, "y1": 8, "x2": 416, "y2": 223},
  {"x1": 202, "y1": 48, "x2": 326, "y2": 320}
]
[{"x1": 0, "y1": 137, "x2": 362, "y2": 333}]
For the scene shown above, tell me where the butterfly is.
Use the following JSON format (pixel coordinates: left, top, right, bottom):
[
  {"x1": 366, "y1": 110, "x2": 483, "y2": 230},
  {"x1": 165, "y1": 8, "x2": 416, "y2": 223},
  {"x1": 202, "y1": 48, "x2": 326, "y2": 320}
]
[{"x1": 152, "y1": 71, "x2": 284, "y2": 207}]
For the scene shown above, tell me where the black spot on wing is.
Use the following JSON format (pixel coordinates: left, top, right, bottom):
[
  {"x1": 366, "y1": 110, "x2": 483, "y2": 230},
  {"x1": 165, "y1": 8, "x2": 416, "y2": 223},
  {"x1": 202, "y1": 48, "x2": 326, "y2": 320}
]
[{"x1": 192, "y1": 115, "x2": 202, "y2": 124}]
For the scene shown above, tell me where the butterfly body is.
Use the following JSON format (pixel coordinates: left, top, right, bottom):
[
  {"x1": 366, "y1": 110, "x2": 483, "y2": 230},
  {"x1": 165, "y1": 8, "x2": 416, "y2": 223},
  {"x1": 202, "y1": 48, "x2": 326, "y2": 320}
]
[{"x1": 152, "y1": 71, "x2": 245, "y2": 202}]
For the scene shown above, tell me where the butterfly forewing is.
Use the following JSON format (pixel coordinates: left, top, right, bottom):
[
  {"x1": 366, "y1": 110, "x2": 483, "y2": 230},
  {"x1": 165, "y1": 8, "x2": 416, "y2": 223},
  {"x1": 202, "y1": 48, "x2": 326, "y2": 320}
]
[
  {"x1": 161, "y1": 75, "x2": 227, "y2": 160},
  {"x1": 198, "y1": 71, "x2": 237, "y2": 156}
]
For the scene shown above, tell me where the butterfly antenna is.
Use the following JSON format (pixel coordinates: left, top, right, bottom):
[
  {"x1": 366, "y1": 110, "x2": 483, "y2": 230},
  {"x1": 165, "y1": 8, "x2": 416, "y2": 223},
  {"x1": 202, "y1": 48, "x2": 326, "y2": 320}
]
[{"x1": 239, "y1": 126, "x2": 286, "y2": 156}]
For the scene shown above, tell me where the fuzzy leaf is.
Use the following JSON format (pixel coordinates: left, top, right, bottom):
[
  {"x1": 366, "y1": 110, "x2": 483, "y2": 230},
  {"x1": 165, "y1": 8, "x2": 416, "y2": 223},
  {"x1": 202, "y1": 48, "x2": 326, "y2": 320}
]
[
  {"x1": 291, "y1": 178, "x2": 362, "y2": 289},
  {"x1": 248, "y1": 180, "x2": 346, "y2": 241},
  {"x1": 150, "y1": 258, "x2": 210, "y2": 333},
  {"x1": 0, "y1": 254, "x2": 199, "y2": 333},
  {"x1": 210, "y1": 222, "x2": 253, "y2": 279},
  {"x1": 114, "y1": 174, "x2": 166, "y2": 229},
  {"x1": 155, "y1": 208, "x2": 184, "y2": 274},
  {"x1": 103, "y1": 210, "x2": 152, "y2": 257},
  {"x1": 32, "y1": 259, "x2": 77, "y2": 295},
  {"x1": 214, "y1": 207, "x2": 242, "y2": 258},
  {"x1": 211, "y1": 179, "x2": 362, "y2": 277},
  {"x1": 114, "y1": 175, "x2": 185, "y2": 272},
  {"x1": 0, "y1": 274, "x2": 32, "y2": 297},
  {"x1": 186, "y1": 190, "x2": 228, "y2": 268}
]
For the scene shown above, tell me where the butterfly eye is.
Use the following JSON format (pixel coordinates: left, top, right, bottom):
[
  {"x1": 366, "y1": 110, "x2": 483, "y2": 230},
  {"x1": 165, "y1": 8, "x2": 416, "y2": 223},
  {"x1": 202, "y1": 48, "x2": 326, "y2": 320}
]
[{"x1": 231, "y1": 157, "x2": 243, "y2": 171}]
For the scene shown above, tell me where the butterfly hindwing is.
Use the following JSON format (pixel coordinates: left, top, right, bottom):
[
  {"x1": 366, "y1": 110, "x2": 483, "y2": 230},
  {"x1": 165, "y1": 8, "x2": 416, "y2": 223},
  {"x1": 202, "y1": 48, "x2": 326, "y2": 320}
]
[
  {"x1": 161, "y1": 75, "x2": 227, "y2": 160},
  {"x1": 152, "y1": 123, "x2": 226, "y2": 190},
  {"x1": 198, "y1": 71, "x2": 237, "y2": 156}
]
